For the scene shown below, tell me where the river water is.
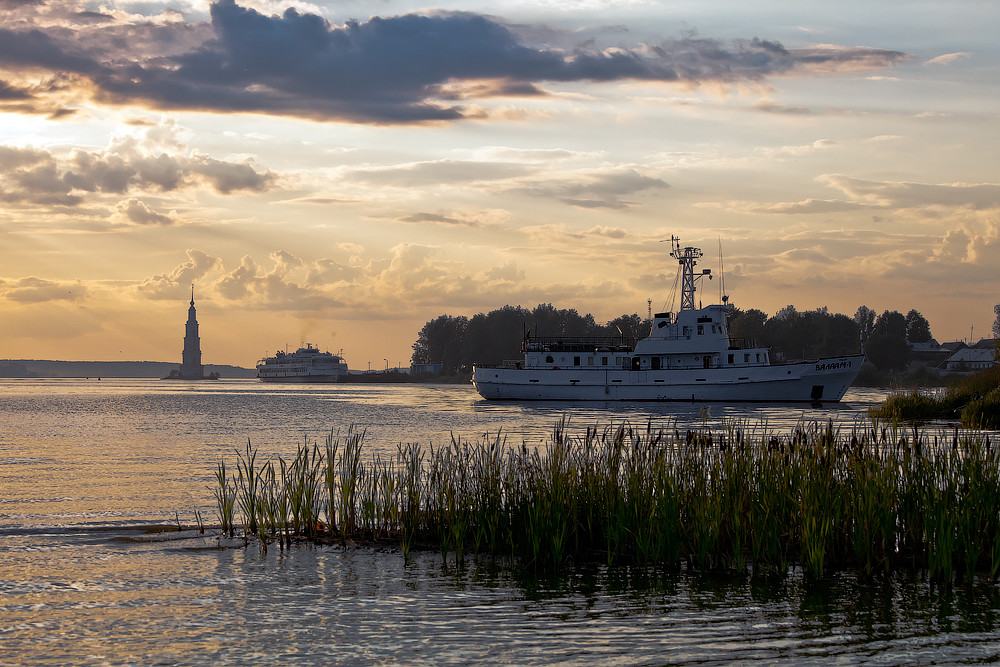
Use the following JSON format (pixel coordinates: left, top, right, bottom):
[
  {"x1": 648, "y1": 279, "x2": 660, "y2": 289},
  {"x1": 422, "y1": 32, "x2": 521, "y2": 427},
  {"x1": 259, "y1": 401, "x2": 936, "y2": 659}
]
[{"x1": 2, "y1": 379, "x2": 999, "y2": 665}]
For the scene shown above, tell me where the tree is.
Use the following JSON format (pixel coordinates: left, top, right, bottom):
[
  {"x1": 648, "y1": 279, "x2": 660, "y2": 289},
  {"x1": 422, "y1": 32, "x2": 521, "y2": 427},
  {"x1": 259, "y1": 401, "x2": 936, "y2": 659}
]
[
  {"x1": 604, "y1": 313, "x2": 649, "y2": 340},
  {"x1": 866, "y1": 334, "x2": 911, "y2": 372},
  {"x1": 728, "y1": 308, "x2": 768, "y2": 345},
  {"x1": 904, "y1": 309, "x2": 932, "y2": 343},
  {"x1": 875, "y1": 310, "x2": 907, "y2": 338},
  {"x1": 460, "y1": 305, "x2": 531, "y2": 368},
  {"x1": 774, "y1": 304, "x2": 798, "y2": 321},
  {"x1": 854, "y1": 306, "x2": 876, "y2": 349},
  {"x1": 411, "y1": 314, "x2": 468, "y2": 374},
  {"x1": 820, "y1": 313, "x2": 862, "y2": 357},
  {"x1": 868, "y1": 310, "x2": 911, "y2": 371},
  {"x1": 994, "y1": 304, "x2": 1000, "y2": 361}
]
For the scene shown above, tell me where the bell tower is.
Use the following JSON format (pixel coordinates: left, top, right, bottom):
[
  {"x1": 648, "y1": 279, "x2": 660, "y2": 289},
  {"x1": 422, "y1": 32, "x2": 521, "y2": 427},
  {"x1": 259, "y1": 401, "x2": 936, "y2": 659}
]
[{"x1": 179, "y1": 285, "x2": 204, "y2": 379}]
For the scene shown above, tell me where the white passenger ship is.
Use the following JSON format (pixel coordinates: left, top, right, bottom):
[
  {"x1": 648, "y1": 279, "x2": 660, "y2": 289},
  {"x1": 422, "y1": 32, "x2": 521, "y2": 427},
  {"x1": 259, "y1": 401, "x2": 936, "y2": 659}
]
[
  {"x1": 256, "y1": 344, "x2": 349, "y2": 383},
  {"x1": 472, "y1": 238, "x2": 863, "y2": 402}
]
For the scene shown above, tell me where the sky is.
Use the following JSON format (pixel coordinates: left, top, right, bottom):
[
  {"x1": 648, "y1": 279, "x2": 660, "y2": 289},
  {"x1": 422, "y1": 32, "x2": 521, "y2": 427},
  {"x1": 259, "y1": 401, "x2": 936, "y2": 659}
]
[{"x1": 1, "y1": 0, "x2": 997, "y2": 370}]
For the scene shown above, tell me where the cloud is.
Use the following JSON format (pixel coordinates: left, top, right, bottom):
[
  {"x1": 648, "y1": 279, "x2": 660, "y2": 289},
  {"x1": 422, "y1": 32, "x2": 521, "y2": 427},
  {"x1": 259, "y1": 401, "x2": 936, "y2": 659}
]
[
  {"x1": 396, "y1": 209, "x2": 507, "y2": 229},
  {"x1": 925, "y1": 52, "x2": 971, "y2": 66},
  {"x1": 345, "y1": 160, "x2": 531, "y2": 187},
  {"x1": 0, "y1": 134, "x2": 274, "y2": 211},
  {"x1": 114, "y1": 198, "x2": 173, "y2": 225},
  {"x1": 513, "y1": 168, "x2": 669, "y2": 208},
  {"x1": 136, "y1": 249, "x2": 223, "y2": 298},
  {"x1": 0, "y1": 1, "x2": 909, "y2": 124},
  {"x1": 818, "y1": 175, "x2": 1000, "y2": 210},
  {"x1": 0, "y1": 276, "x2": 88, "y2": 303}
]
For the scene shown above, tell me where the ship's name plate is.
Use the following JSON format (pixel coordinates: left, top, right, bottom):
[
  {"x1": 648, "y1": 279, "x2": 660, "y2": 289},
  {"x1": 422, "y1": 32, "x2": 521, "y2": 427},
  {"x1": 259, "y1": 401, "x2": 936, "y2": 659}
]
[{"x1": 815, "y1": 360, "x2": 854, "y2": 372}]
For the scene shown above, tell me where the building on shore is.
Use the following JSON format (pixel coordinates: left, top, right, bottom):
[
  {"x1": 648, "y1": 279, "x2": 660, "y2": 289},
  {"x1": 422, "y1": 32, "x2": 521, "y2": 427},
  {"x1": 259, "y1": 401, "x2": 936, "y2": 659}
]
[{"x1": 163, "y1": 287, "x2": 219, "y2": 380}]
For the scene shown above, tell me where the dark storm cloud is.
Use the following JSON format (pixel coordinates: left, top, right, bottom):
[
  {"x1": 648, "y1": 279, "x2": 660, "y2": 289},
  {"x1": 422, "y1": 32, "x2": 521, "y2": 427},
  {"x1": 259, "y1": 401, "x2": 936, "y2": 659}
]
[
  {"x1": 0, "y1": 79, "x2": 31, "y2": 100},
  {"x1": 0, "y1": 0, "x2": 908, "y2": 124},
  {"x1": 0, "y1": 26, "x2": 100, "y2": 74}
]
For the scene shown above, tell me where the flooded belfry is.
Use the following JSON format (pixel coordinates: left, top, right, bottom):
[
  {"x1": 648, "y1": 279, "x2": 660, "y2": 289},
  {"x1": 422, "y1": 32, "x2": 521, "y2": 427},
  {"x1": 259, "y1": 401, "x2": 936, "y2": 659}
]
[
  {"x1": 179, "y1": 286, "x2": 203, "y2": 379},
  {"x1": 165, "y1": 286, "x2": 218, "y2": 380}
]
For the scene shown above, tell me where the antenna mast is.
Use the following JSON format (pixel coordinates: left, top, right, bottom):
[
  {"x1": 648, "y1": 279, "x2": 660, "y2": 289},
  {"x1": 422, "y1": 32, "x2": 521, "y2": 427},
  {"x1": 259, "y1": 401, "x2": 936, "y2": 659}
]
[{"x1": 669, "y1": 236, "x2": 710, "y2": 311}]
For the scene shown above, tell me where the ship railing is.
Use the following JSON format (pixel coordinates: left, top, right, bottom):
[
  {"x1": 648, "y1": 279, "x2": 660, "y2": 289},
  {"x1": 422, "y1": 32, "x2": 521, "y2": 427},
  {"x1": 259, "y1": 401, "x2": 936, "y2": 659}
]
[
  {"x1": 523, "y1": 335, "x2": 639, "y2": 353},
  {"x1": 727, "y1": 337, "x2": 759, "y2": 350}
]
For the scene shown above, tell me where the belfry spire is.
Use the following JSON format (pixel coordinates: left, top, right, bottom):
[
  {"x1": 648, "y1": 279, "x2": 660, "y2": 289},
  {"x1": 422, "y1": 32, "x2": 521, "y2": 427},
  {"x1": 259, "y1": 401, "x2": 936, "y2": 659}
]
[{"x1": 179, "y1": 285, "x2": 204, "y2": 379}]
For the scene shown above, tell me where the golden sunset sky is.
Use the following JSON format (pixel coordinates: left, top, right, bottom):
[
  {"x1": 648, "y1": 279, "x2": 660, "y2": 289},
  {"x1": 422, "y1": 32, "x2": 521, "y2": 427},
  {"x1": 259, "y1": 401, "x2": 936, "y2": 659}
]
[{"x1": 1, "y1": 0, "x2": 997, "y2": 369}]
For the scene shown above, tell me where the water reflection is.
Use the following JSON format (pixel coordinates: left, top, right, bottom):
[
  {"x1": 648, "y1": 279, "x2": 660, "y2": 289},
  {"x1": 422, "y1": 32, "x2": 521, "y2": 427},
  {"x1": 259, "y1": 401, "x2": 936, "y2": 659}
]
[
  {"x1": 4, "y1": 379, "x2": 999, "y2": 664},
  {"x1": 4, "y1": 528, "x2": 1000, "y2": 664}
]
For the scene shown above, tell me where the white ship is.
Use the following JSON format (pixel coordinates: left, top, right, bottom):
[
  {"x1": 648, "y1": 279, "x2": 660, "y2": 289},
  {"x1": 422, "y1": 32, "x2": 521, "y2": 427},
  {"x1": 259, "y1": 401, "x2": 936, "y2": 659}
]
[
  {"x1": 256, "y1": 344, "x2": 349, "y2": 383},
  {"x1": 472, "y1": 238, "x2": 863, "y2": 402}
]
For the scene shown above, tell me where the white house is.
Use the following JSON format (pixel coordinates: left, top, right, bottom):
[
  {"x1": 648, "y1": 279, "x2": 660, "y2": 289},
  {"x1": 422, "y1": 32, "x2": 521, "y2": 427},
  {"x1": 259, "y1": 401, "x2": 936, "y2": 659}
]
[{"x1": 943, "y1": 346, "x2": 997, "y2": 371}]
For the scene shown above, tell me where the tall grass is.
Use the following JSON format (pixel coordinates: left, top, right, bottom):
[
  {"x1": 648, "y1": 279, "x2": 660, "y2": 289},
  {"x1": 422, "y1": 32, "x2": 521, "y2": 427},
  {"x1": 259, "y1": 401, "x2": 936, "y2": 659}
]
[
  {"x1": 871, "y1": 366, "x2": 1000, "y2": 428},
  {"x1": 211, "y1": 419, "x2": 1000, "y2": 581}
]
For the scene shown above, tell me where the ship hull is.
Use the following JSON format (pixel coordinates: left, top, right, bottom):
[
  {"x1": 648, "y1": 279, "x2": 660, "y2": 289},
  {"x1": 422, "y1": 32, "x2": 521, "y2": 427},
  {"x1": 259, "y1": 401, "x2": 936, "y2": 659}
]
[
  {"x1": 472, "y1": 355, "x2": 863, "y2": 402},
  {"x1": 257, "y1": 374, "x2": 344, "y2": 383}
]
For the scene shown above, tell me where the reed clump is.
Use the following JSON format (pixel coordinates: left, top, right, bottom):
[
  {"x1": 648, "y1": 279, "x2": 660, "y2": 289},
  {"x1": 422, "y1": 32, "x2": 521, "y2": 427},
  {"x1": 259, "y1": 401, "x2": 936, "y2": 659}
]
[
  {"x1": 211, "y1": 419, "x2": 1000, "y2": 581},
  {"x1": 871, "y1": 366, "x2": 1000, "y2": 429}
]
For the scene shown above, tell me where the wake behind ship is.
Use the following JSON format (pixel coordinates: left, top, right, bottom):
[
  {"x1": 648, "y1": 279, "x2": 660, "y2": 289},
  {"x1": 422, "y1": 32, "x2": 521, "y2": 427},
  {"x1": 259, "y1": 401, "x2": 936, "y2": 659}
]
[
  {"x1": 472, "y1": 237, "x2": 864, "y2": 402},
  {"x1": 257, "y1": 344, "x2": 348, "y2": 383}
]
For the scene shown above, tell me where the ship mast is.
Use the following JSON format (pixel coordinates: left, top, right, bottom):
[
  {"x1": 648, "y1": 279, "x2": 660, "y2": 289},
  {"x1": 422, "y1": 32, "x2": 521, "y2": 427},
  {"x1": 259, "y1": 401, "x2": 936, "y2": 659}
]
[{"x1": 670, "y1": 236, "x2": 711, "y2": 311}]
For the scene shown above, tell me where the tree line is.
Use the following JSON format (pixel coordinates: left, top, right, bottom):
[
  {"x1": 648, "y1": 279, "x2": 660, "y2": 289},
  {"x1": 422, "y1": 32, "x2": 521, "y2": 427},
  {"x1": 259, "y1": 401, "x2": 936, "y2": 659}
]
[{"x1": 411, "y1": 302, "x2": 938, "y2": 376}]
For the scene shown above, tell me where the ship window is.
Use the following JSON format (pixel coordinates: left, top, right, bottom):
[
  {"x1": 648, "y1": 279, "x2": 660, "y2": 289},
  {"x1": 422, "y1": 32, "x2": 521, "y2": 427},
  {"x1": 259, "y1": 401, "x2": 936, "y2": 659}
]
[
  {"x1": 756, "y1": 354, "x2": 761, "y2": 363},
  {"x1": 546, "y1": 355, "x2": 554, "y2": 364},
  {"x1": 602, "y1": 357, "x2": 608, "y2": 366},
  {"x1": 588, "y1": 357, "x2": 594, "y2": 366},
  {"x1": 683, "y1": 326, "x2": 691, "y2": 337},
  {"x1": 728, "y1": 354, "x2": 734, "y2": 364},
  {"x1": 651, "y1": 357, "x2": 661, "y2": 370},
  {"x1": 573, "y1": 356, "x2": 581, "y2": 366},
  {"x1": 697, "y1": 325, "x2": 704, "y2": 335},
  {"x1": 744, "y1": 354, "x2": 750, "y2": 363}
]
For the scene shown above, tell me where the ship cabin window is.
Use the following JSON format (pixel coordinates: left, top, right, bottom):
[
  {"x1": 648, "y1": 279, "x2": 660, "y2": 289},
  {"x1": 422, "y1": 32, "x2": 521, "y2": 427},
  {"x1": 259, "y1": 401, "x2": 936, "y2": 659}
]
[
  {"x1": 651, "y1": 357, "x2": 661, "y2": 370},
  {"x1": 631, "y1": 357, "x2": 640, "y2": 371},
  {"x1": 697, "y1": 325, "x2": 704, "y2": 335},
  {"x1": 728, "y1": 354, "x2": 734, "y2": 364},
  {"x1": 546, "y1": 355, "x2": 554, "y2": 364},
  {"x1": 756, "y1": 353, "x2": 761, "y2": 363},
  {"x1": 602, "y1": 356, "x2": 608, "y2": 366},
  {"x1": 573, "y1": 356, "x2": 581, "y2": 366},
  {"x1": 744, "y1": 353, "x2": 750, "y2": 363},
  {"x1": 683, "y1": 326, "x2": 691, "y2": 337},
  {"x1": 588, "y1": 357, "x2": 594, "y2": 366},
  {"x1": 704, "y1": 356, "x2": 712, "y2": 369}
]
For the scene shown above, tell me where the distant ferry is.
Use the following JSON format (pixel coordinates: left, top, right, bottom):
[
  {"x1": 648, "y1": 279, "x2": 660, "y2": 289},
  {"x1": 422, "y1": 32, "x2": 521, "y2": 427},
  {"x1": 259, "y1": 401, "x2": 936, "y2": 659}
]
[
  {"x1": 472, "y1": 237, "x2": 864, "y2": 402},
  {"x1": 256, "y1": 344, "x2": 348, "y2": 383}
]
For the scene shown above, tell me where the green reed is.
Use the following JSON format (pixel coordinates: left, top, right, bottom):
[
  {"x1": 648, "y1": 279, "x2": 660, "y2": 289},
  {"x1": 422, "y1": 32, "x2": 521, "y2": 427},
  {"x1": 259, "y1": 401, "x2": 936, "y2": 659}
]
[{"x1": 209, "y1": 418, "x2": 1000, "y2": 581}]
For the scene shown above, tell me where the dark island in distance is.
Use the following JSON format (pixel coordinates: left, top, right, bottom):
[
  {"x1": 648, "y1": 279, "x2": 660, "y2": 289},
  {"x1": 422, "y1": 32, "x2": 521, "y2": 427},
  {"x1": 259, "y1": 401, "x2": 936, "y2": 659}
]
[{"x1": 0, "y1": 360, "x2": 258, "y2": 379}]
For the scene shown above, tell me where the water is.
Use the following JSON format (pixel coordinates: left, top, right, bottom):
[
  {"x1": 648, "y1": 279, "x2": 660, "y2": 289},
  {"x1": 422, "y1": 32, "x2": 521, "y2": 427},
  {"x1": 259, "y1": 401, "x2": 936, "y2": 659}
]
[{"x1": 3, "y1": 378, "x2": 999, "y2": 665}]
